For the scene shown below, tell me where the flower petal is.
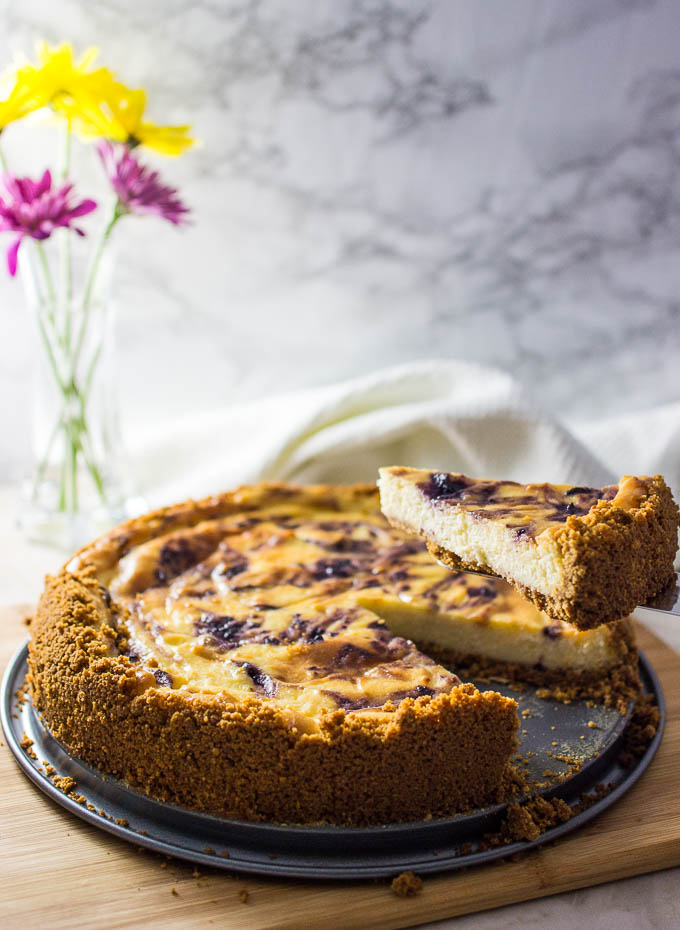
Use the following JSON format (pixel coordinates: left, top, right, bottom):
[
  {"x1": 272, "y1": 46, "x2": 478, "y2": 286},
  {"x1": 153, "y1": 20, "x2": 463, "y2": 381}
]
[
  {"x1": 37, "y1": 169, "x2": 51, "y2": 195},
  {"x1": 69, "y1": 198, "x2": 97, "y2": 218},
  {"x1": 7, "y1": 235, "x2": 21, "y2": 276}
]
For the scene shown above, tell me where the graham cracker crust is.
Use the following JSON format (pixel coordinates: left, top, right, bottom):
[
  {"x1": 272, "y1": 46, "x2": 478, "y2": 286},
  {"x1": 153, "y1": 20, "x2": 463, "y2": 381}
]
[{"x1": 29, "y1": 565, "x2": 518, "y2": 826}]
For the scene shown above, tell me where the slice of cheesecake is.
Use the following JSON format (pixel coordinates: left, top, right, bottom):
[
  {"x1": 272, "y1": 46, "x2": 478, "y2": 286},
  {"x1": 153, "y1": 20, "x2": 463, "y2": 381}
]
[{"x1": 378, "y1": 467, "x2": 679, "y2": 630}]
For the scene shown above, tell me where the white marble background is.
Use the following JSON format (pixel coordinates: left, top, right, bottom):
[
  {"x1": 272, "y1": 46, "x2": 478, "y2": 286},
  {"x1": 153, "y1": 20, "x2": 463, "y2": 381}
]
[
  {"x1": 1, "y1": 0, "x2": 680, "y2": 481},
  {"x1": 2, "y1": 5, "x2": 680, "y2": 927}
]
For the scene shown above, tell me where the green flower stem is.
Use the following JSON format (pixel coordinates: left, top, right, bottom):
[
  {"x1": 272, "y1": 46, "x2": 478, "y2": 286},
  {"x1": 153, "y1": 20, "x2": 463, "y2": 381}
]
[
  {"x1": 70, "y1": 352, "x2": 108, "y2": 504},
  {"x1": 77, "y1": 411, "x2": 106, "y2": 499},
  {"x1": 63, "y1": 202, "x2": 122, "y2": 511},
  {"x1": 58, "y1": 430, "x2": 68, "y2": 511},
  {"x1": 70, "y1": 427, "x2": 78, "y2": 512},
  {"x1": 59, "y1": 119, "x2": 73, "y2": 346},
  {"x1": 84, "y1": 205, "x2": 122, "y2": 309},
  {"x1": 67, "y1": 378, "x2": 109, "y2": 507},
  {"x1": 32, "y1": 242, "x2": 70, "y2": 511},
  {"x1": 35, "y1": 217, "x2": 111, "y2": 511},
  {"x1": 72, "y1": 204, "x2": 122, "y2": 375},
  {"x1": 30, "y1": 413, "x2": 62, "y2": 503},
  {"x1": 59, "y1": 118, "x2": 71, "y2": 182},
  {"x1": 83, "y1": 340, "x2": 102, "y2": 398},
  {"x1": 32, "y1": 294, "x2": 109, "y2": 513},
  {"x1": 32, "y1": 305, "x2": 74, "y2": 512},
  {"x1": 26, "y1": 156, "x2": 116, "y2": 518},
  {"x1": 34, "y1": 243, "x2": 74, "y2": 372},
  {"x1": 34, "y1": 296, "x2": 68, "y2": 397},
  {"x1": 36, "y1": 241, "x2": 57, "y2": 308},
  {"x1": 61, "y1": 233, "x2": 73, "y2": 347}
]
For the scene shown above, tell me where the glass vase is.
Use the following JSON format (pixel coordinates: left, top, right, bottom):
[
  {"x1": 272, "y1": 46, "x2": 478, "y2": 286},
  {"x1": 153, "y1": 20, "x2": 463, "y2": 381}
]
[{"x1": 18, "y1": 232, "x2": 145, "y2": 550}]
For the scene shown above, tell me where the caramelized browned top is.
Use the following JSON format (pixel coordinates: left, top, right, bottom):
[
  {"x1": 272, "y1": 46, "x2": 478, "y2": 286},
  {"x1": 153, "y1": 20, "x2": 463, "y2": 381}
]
[
  {"x1": 75, "y1": 486, "x2": 573, "y2": 727},
  {"x1": 416, "y1": 472, "x2": 619, "y2": 539}
]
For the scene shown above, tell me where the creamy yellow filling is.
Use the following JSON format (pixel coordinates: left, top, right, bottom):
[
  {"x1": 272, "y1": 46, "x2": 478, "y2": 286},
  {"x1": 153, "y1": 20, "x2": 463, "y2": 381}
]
[{"x1": 99, "y1": 495, "x2": 625, "y2": 727}]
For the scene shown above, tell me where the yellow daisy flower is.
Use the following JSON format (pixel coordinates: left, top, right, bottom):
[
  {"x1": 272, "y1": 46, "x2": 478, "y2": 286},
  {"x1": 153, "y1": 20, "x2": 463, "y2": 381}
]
[
  {"x1": 0, "y1": 42, "x2": 195, "y2": 156},
  {"x1": 60, "y1": 78, "x2": 195, "y2": 156},
  {"x1": 0, "y1": 42, "x2": 112, "y2": 133},
  {"x1": 128, "y1": 118, "x2": 195, "y2": 157},
  {"x1": 0, "y1": 83, "x2": 41, "y2": 131},
  {"x1": 20, "y1": 42, "x2": 103, "y2": 99}
]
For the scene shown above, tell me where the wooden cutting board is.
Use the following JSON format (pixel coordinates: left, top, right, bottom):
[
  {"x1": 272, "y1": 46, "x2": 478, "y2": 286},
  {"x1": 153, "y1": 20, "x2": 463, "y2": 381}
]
[{"x1": 2, "y1": 604, "x2": 679, "y2": 930}]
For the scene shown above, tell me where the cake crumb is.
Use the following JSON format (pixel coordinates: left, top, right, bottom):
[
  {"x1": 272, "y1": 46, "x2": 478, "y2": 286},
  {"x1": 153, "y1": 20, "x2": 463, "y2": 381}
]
[
  {"x1": 618, "y1": 694, "x2": 661, "y2": 767},
  {"x1": 53, "y1": 775, "x2": 77, "y2": 794},
  {"x1": 114, "y1": 818, "x2": 129, "y2": 827},
  {"x1": 19, "y1": 734, "x2": 37, "y2": 761},
  {"x1": 219, "y1": 850, "x2": 230, "y2": 858},
  {"x1": 504, "y1": 796, "x2": 572, "y2": 843},
  {"x1": 587, "y1": 721, "x2": 597, "y2": 729},
  {"x1": 391, "y1": 871, "x2": 423, "y2": 897},
  {"x1": 238, "y1": 889, "x2": 250, "y2": 904},
  {"x1": 170, "y1": 887, "x2": 178, "y2": 896}
]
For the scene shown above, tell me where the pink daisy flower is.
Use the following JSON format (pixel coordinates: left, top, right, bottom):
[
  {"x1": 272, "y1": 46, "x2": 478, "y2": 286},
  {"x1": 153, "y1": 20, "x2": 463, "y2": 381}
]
[
  {"x1": 96, "y1": 141, "x2": 190, "y2": 226},
  {"x1": 0, "y1": 170, "x2": 97, "y2": 276}
]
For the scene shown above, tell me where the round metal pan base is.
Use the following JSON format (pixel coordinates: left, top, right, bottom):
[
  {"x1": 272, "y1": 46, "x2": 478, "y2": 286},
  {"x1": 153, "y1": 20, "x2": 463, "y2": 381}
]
[{"x1": 1, "y1": 642, "x2": 665, "y2": 879}]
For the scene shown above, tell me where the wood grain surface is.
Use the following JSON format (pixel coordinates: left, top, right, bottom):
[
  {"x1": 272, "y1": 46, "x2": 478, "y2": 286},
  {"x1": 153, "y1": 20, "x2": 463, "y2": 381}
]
[{"x1": 1, "y1": 604, "x2": 679, "y2": 930}]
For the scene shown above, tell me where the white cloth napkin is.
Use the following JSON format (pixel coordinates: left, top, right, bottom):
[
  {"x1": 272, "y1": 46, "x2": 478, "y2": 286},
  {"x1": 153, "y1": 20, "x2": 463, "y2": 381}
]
[
  {"x1": 129, "y1": 359, "x2": 680, "y2": 508},
  {"x1": 569, "y1": 402, "x2": 680, "y2": 500}
]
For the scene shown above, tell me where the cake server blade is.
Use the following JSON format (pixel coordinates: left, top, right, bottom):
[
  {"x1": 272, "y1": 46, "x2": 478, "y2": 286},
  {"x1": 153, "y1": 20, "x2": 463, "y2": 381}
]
[{"x1": 640, "y1": 573, "x2": 680, "y2": 617}]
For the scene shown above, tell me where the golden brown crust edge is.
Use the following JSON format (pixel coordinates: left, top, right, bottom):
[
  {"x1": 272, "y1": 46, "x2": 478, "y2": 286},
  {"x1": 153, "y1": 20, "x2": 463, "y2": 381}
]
[
  {"x1": 545, "y1": 475, "x2": 679, "y2": 628},
  {"x1": 67, "y1": 482, "x2": 381, "y2": 575},
  {"x1": 431, "y1": 476, "x2": 679, "y2": 630},
  {"x1": 29, "y1": 568, "x2": 519, "y2": 826}
]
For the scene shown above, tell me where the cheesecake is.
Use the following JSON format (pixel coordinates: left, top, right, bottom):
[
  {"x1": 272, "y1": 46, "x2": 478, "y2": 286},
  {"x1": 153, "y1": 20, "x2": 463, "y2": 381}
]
[
  {"x1": 30, "y1": 484, "x2": 518, "y2": 826},
  {"x1": 378, "y1": 467, "x2": 679, "y2": 630},
  {"x1": 30, "y1": 482, "x2": 640, "y2": 826}
]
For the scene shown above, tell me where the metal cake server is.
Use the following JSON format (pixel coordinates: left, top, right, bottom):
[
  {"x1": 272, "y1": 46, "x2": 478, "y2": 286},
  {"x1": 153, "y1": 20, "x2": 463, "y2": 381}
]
[{"x1": 641, "y1": 573, "x2": 680, "y2": 617}]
